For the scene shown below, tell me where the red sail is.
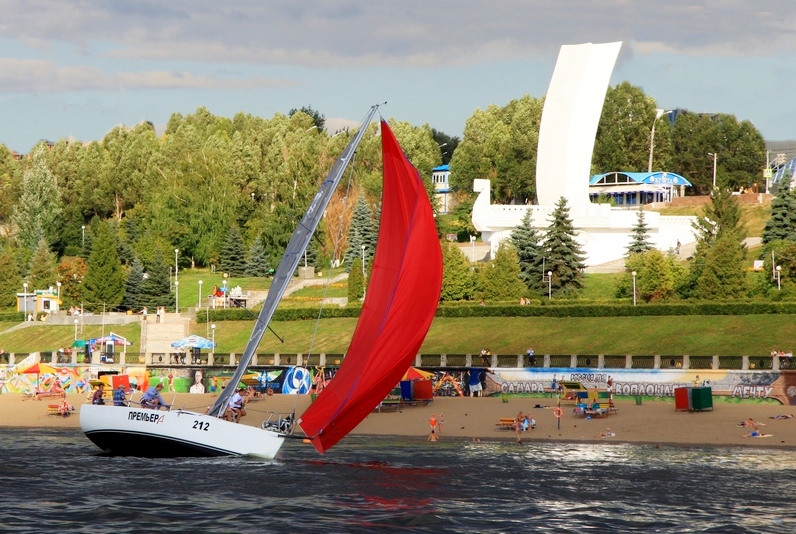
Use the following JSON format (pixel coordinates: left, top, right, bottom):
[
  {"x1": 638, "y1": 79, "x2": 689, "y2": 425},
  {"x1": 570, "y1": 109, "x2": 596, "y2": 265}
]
[{"x1": 298, "y1": 120, "x2": 442, "y2": 453}]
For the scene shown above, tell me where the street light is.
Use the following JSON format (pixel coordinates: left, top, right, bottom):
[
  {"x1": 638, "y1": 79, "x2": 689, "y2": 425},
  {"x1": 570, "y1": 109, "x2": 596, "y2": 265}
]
[
  {"x1": 174, "y1": 249, "x2": 179, "y2": 285},
  {"x1": 81, "y1": 225, "x2": 85, "y2": 249},
  {"x1": 707, "y1": 152, "x2": 717, "y2": 188},
  {"x1": 23, "y1": 282, "x2": 28, "y2": 319},
  {"x1": 174, "y1": 281, "x2": 179, "y2": 313},
  {"x1": 74, "y1": 319, "x2": 78, "y2": 340},
  {"x1": 648, "y1": 109, "x2": 672, "y2": 172},
  {"x1": 547, "y1": 271, "x2": 552, "y2": 300},
  {"x1": 198, "y1": 280, "x2": 203, "y2": 309},
  {"x1": 211, "y1": 323, "x2": 216, "y2": 349},
  {"x1": 470, "y1": 235, "x2": 476, "y2": 262},
  {"x1": 56, "y1": 281, "x2": 61, "y2": 301},
  {"x1": 361, "y1": 245, "x2": 366, "y2": 278},
  {"x1": 632, "y1": 271, "x2": 637, "y2": 306},
  {"x1": 776, "y1": 265, "x2": 781, "y2": 291}
]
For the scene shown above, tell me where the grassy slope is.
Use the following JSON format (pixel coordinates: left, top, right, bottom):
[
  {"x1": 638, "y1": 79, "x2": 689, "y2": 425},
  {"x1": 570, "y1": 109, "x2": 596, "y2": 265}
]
[{"x1": 0, "y1": 201, "x2": 778, "y2": 357}]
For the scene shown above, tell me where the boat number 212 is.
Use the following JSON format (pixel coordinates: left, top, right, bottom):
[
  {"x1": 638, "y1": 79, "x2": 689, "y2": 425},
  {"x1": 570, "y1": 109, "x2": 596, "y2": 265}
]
[{"x1": 192, "y1": 420, "x2": 210, "y2": 431}]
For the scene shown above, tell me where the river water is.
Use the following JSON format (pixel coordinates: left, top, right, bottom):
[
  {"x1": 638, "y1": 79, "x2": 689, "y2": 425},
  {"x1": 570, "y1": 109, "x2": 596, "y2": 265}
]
[{"x1": 1, "y1": 428, "x2": 794, "y2": 533}]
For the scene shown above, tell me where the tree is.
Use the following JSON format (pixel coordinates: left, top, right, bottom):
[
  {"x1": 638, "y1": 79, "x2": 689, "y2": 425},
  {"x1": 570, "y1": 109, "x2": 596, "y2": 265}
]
[
  {"x1": 695, "y1": 234, "x2": 747, "y2": 299},
  {"x1": 56, "y1": 257, "x2": 87, "y2": 307},
  {"x1": 218, "y1": 227, "x2": 247, "y2": 277},
  {"x1": 122, "y1": 257, "x2": 145, "y2": 311},
  {"x1": 0, "y1": 247, "x2": 22, "y2": 309},
  {"x1": 475, "y1": 242, "x2": 526, "y2": 302},
  {"x1": 343, "y1": 196, "x2": 377, "y2": 271},
  {"x1": 616, "y1": 249, "x2": 683, "y2": 302},
  {"x1": 541, "y1": 197, "x2": 587, "y2": 296},
  {"x1": 288, "y1": 106, "x2": 326, "y2": 131},
  {"x1": 626, "y1": 208, "x2": 654, "y2": 255},
  {"x1": 139, "y1": 250, "x2": 174, "y2": 310},
  {"x1": 347, "y1": 257, "x2": 364, "y2": 302},
  {"x1": 28, "y1": 239, "x2": 58, "y2": 290},
  {"x1": 762, "y1": 175, "x2": 796, "y2": 244},
  {"x1": 510, "y1": 210, "x2": 545, "y2": 293},
  {"x1": 692, "y1": 183, "x2": 746, "y2": 245},
  {"x1": 82, "y1": 221, "x2": 125, "y2": 311},
  {"x1": 440, "y1": 241, "x2": 475, "y2": 301},
  {"x1": 593, "y1": 82, "x2": 667, "y2": 173},
  {"x1": 245, "y1": 235, "x2": 272, "y2": 277},
  {"x1": 10, "y1": 145, "x2": 63, "y2": 252}
]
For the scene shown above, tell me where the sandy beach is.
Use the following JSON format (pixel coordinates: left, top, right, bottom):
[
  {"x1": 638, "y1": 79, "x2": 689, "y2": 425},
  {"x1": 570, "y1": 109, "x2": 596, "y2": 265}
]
[{"x1": 4, "y1": 392, "x2": 796, "y2": 449}]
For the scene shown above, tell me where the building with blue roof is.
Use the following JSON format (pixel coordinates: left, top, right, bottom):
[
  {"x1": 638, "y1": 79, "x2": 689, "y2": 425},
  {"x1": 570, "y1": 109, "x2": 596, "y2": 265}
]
[
  {"x1": 432, "y1": 164, "x2": 452, "y2": 213},
  {"x1": 589, "y1": 171, "x2": 692, "y2": 206}
]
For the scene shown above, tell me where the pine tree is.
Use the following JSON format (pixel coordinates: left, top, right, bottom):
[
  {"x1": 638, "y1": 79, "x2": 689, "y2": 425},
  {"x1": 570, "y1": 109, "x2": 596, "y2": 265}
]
[
  {"x1": 695, "y1": 234, "x2": 747, "y2": 299},
  {"x1": 440, "y1": 241, "x2": 475, "y2": 301},
  {"x1": 122, "y1": 257, "x2": 145, "y2": 311},
  {"x1": 0, "y1": 247, "x2": 22, "y2": 309},
  {"x1": 82, "y1": 221, "x2": 125, "y2": 311},
  {"x1": 343, "y1": 196, "x2": 378, "y2": 271},
  {"x1": 510, "y1": 210, "x2": 545, "y2": 293},
  {"x1": 626, "y1": 207, "x2": 654, "y2": 255},
  {"x1": 28, "y1": 239, "x2": 58, "y2": 291},
  {"x1": 245, "y1": 235, "x2": 272, "y2": 277},
  {"x1": 762, "y1": 175, "x2": 796, "y2": 244},
  {"x1": 10, "y1": 146, "x2": 62, "y2": 252},
  {"x1": 692, "y1": 184, "x2": 746, "y2": 245},
  {"x1": 219, "y1": 227, "x2": 247, "y2": 277},
  {"x1": 56, "y1": 257, "x2": 87, "y2": 307},
  {"x1": 139, "y1": 250, "x2": 174, "y2": 309},
  {"x1": 347, "y1": 257, "x2": 364, "y2": 301},
  {"x1": 475, "y1": 242, "x2": 526, "y2": 302},
  {"x1": 541, "y1": 197, "x2": 587, "y2": 296}
]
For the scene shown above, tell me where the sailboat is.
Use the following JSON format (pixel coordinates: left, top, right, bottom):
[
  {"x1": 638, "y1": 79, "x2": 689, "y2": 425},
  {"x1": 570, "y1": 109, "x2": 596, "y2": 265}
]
[{"x1": 79, "y1": 106, "x2": 443, "y2": 458}]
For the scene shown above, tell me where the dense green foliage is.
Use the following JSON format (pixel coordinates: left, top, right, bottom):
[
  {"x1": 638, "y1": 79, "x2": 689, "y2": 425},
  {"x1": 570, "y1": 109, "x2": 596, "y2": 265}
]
[
  {"x1": 81, "y1": 221, "x2": 125, "y2": 311},
  {"x1": 476, "y1": 242, "x2": 526, "y2": 301},
  {"x1": 511, "y1": 210, "x2": 545, "y2": 293},
  {"x1": 626, "y1": 208, "x2": 654, "y2": 255},
  {"x1": 440, "y1": 241, "x2": 475, "y2": 301},
  {"x1": 762, "y1": 175, "x2": 796, "y2": 244},
  {"x1": 347, "y1": 257, "x2": 364, "y2": 301},
  {"x1": 342, "y1": 196, "x2": 377, "y2": 271},
  {"x1": 541, "y1": 197, "x2": 586, "y2": 296}
]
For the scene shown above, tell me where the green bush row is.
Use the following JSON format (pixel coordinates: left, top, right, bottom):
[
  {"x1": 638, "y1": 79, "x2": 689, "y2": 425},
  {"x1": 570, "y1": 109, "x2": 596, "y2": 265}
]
[{"x1": 202, "y1": 300, "x2": 796, "y2": 322}]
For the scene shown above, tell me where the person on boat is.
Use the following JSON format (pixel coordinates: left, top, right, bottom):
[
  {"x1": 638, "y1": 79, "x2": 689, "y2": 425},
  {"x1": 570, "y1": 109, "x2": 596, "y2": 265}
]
[
  {"x1": 113, "y1": 384, "x2": 128, "y2": 406},
  {"x1": 92, "y1": 383, "x2": 106, "y2": 405},
  {"x1": 228, "y1": 388, "x2": 247, "y2": 423},
  {"x1": 140, "y1": 383, "x2": 167, "y2": 410}
]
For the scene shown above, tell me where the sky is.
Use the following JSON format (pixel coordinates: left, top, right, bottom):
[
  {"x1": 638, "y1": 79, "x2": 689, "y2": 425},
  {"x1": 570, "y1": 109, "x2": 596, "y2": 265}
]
[{"x1": 1, "y1": 0, "x2": 795, "y2": 154}]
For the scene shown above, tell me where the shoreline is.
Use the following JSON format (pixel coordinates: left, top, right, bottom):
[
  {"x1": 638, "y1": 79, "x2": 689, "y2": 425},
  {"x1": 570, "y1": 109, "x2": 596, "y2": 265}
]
[{"x1": 4, "y1": 393, "x2": 796, "y2": 450}]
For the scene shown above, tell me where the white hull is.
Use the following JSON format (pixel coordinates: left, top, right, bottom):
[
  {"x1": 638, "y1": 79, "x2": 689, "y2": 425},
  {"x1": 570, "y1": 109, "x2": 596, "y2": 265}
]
[{"x1": 80, "y1": 404, "x2": 285, "y2": 458}]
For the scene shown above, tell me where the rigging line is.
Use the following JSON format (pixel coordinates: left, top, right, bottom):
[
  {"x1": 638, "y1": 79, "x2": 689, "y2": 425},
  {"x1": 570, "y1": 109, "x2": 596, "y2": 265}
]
[{"x1": 228, "y1": 299, "x2": 284, "y2": 343}]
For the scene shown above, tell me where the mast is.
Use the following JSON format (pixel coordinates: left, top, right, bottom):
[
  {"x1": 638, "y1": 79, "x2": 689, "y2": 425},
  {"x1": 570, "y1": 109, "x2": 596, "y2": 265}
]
[{"x1": 208, "y1": 105, "x2": 379, "y2": 418}]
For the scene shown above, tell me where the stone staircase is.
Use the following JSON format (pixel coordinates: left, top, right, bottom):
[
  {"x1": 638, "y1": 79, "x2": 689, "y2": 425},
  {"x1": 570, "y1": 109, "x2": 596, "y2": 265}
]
[{"x1": 141, "y1": 314, "x2": 191, "y2": 355}]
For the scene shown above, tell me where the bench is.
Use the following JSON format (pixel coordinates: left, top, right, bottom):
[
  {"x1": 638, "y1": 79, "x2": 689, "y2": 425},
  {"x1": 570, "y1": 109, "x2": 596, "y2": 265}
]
[
  {"x1": 374, "y1": 399, "x2": 402, "y2": 413},
  {"x1": 46, "y1": 403, "x2": 72, "y2": 417},
  {"x1": 496, "y1": 418, "x2": 516, "y2": 430}
]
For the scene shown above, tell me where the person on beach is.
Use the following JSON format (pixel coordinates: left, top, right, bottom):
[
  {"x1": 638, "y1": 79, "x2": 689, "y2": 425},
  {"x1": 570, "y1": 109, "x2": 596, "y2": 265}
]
[
  {"x1": 468, "y1": 368, "x2": 483, "y2": 397},
  {"x1": 770, "y1": 414, "x2": 796, "y2": 420},
  {"x1": 598, "y1": 428, "x2": 615, "y2": 438},
  {"x1": 551, "y1": 375, "x2": 558, "y2": 396},
  {"x1": 428, "y1": 428, "x2": 438, "y2": 441},
  {"x1": 514, "y1": 412, "x2": 524, "y2": 444},
  {"x1": 429, "y1": 414, "x2": 438, "y2": 435},
  {"x1": 742, "y1": 430, "x2": 771, "y2": 438},
  {"x1": 140, "y1": 383, "x2": 167, "y2": 409},
  {"x1": 437, "y1": 414, "x2": 444, "y2": 435},
  {"x1": 92, "y1": 383, "x2": 106, "y2": 405}
]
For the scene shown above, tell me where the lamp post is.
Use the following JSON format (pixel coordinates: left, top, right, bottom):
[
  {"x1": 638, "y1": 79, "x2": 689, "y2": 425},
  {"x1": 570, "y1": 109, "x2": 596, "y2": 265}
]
[
  {"x1": 470, "y1": 235, "x2": 476, "y2": 262},
  {"x1": 707, "y1": 152, "x2": 717, "y2": 188},
  {"x1": 198, "y1": 280, "x2": 203, "y2": 309},
  {"x1": 776, "y1": 265, "x2": 781, "y2": 291},
  {"x1": 222, "y1": 279, "x2": 227, "y2": 308},
  {"x1": 361, "y1": 245, "x2": 366, "y2": 278},
  {"x1": 211, "y1": 323, "x2": 216, "y2": 350},
  {"x1": 632, "y1": 271, "x2": 637, "y2": 306},
  {"x1": 56, "y1": 281, "x2": 61, "y2": 301},
  {"x1": 81, "y1": 225, "x2": 85, "y2": 249},
  {"x1": 23, "y1": 282, "x2": 28, "y2": 319},
  {"x1": 174, "y1": 249, "x2": 179, "y2": 285},
  {"x1": 547, "y1": 271, "x2": 552, "y2": 300},
  {"x1": 74, "y1": 319, "x2": 78, "y2": 340},
  {"x1": 174, "y1": 281, "x2": 179, "y2": 313},
  {"x1": 648, "y1": 109, "x2": 671, "y2": 172}
]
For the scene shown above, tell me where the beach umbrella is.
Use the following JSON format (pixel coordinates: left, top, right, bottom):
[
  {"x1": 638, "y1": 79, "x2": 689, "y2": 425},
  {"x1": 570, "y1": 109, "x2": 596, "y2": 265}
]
[
  {"x1": 402, "y1": 367, "x2": 435, "y2": 381},
  {"x1": 72, "y1": 339, "x2": 87, "y2": 348},
  {"x1": 170, "y1": 335, "x2": 215, "y2": 350},
  {"x1": 16, "y1": 362, "x2": 58, "y2": 389},
  {"x1": 89, "y1": 332, "x2": 132, "y2": 346}
]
